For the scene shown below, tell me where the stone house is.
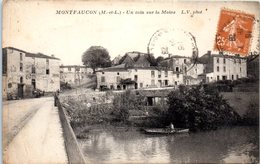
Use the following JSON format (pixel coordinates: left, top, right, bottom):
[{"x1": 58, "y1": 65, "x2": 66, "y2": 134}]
[
  {"x1": 159, "y1": 55, "x2": 205, "y2": 85},
  {"x1": 2, "y1": 47, "x2": 60, "y2": 99},
  {"x1": 60, "y1": 65, "x2": 93, "y2": 86},
  {"x1": 198, "y1": 51, "x2": 247, "y2": 82},
  {"x1": 96, "y1": 53, "x2": 184, "y2": 91}
]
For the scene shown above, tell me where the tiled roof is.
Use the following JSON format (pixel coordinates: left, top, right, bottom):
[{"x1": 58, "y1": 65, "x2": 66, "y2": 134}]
[
  {"x1": 60, "y1": 65, "x2": 88, "y2": 68},
  {"x1": 26, "y1": 53, "x2": 60, "y2": 60},
  {"x1": 3, "y1": 47, "x2": 60, "y2": 60},
  {"x1": 3, "y1": 47, "x2": 27, "y2": 53},
  {"x1": 97, "y1": 64, "x2": 160, "y2": 72}
]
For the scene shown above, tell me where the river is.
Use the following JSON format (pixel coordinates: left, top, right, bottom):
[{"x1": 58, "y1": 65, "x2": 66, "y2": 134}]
[{"x1": 78, "y1": 126, "x2": 259, "y2": 163}]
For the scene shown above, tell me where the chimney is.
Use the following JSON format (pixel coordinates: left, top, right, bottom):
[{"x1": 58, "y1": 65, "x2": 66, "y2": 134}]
[
  {"x1": 219, "y1": 51, "x2": 223, "y2": 55},
  {"x1": 51, "y1": 54, "x2": 55, "y2": 57},
  {"x1": 207, "y1": 51, "x2": 211, "y2": 56}
]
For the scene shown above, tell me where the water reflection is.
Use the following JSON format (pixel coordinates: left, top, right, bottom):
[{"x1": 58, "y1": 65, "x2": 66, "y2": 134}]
[{"x1": 78, "y1": 126, "x2": 259, "y2": 163}]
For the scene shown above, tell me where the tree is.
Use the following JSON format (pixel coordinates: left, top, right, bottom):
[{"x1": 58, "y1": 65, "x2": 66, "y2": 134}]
[
  {"x1": 113, "y1": 90, "x2": 146, "y2": 122},
  {"x1": 156, "y1": 56, "x2": 164, "y2": 64},
  {"x1": 167, "y1": 85, "x2": 240, "y2": 130},
  {"x1": 82, "y1": 46, "x2": 111, "y2": 73}
]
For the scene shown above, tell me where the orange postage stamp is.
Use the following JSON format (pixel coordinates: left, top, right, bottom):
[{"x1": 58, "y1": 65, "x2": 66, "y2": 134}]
[{"x1": 215, "y1": 8, "x2": 255, "y2": 56}]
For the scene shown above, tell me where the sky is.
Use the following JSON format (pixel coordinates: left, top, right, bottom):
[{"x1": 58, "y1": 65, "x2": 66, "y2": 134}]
[{"x1": 3, "y1": 1, "x2": 260, "y2": 65}]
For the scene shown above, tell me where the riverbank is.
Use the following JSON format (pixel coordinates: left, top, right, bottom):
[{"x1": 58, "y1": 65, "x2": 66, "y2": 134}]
[{"x1": 59, "y1": 84, "x2": 258, "y2": 138}]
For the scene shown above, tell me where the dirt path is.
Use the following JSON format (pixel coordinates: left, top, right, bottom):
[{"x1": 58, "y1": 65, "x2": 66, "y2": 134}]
[{"x1": 3, "y1": 98, "x2": 68, "y2": 163}]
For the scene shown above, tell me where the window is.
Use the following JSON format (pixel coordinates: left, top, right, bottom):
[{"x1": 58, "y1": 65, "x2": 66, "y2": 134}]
[
  {"x1": 223, "y1": 58, "x2": 226, "y2": 64},
  {"x1": 20, "y1": 63, "x2": 23, "y2": 72},
  {"x1": 234, "y1": 59, "x2": 236, "y2": 64},
  {"x1": 158, "y1": 71, "x2": 161, "y2": 78},
  {"x1": 165, "y1": 70, "x2": 168, "y2": 77},
  {"x1": 151, "y1": 71, "x2": 155, "y2": 78},
  {"x1": 216, "y1": 58, "x2": 219, "y2": 63},
  {"x1": 20, "y1": 53, "x2": 23, "y2": 61},
  {"x1": 237, "y1": 75, "x2": 239, "y2": 79},
  {"x1": 217, "y1": 66, "x2": 219, "y2": 72},
  {"x1": 32, "y1": 66, "x2": 36, "y2": 73},
  {"x1": 164, "y1": 80, "x2": 168, "y2": 86},
  {"x1": 184, "y1": 67, "x2": 187, "y2": 74},
  {"x1": 20, "y1": 77, "x2": 23, "y2": 83},
  {"x1": 140, "y1": 83, "x2": 143, "y2": 88},
  {"x1": 177, "y1": 74, "x2": 179, "y2": 78},
  {"x1": 217, "y1": 75, "x2": 220, "y2": 81},
  {"x1": 176, "y1": 67, "x2": 179, "y2": 72},
  {"x1": 46, "y1": 59, "x2": 49, "y2": 65},
  {"x1": 240, "y1": 67, "x2": 242, "y2": 72},
  {"x1": 102, "y1": 71, "x2": 104, "y2": 74},
  {"x1": 175, "y1": 81, "x2": 178, "y2": 85},
  {"x1": 134, "y1": 75, "x2": 138, "y2": 81},
  {"x1": 32, "y1": 79, "x2": 36, "y2": 89},
  {"x1": 184, "y1": 59, "x2": 186, "y2": 64},
  {"x1": 46, "y1": 69, "x2": 50, "y2": 75},
  {"x1": 232, "y1": 75, "x2": 234, "y2": 80},
  {"x1": 117, "y1": 72, "x2": 120, "y2": 75},
  {"x1": 223, "y1": 66, "x2": 226, "y2": 72},
  {"x1": 101, "y1": 76, "x2": 105, "y2": 82}
]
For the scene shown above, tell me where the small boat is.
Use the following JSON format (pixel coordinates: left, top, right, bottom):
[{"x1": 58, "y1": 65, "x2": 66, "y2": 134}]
[{"x1": 143, "y1": 128, "x2": 189, "y2": 134}]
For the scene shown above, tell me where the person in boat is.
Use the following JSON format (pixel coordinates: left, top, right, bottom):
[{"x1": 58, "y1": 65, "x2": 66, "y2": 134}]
[{"x1": 170, "y1": 123, "x2": 175, "y2": 132}]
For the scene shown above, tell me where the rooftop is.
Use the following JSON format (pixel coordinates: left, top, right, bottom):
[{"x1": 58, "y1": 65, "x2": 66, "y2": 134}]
[
  {"x1": 97, "y1": 64, "x2": 161, "y2": 72},
  {"x1": 60, "y1": 65, "x2": 88, "y2": 68},
  {"x1": 3, "y1": 47, "x2": 60, "y2": 60}
]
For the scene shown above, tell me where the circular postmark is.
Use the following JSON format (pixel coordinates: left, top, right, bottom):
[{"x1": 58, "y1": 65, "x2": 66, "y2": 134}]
[{"x1": 147, "y1": 28, "x2": 199, "y2": 72}]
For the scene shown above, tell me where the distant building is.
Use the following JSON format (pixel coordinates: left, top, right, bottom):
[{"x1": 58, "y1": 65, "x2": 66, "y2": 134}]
[
  {"x1": 96, "y1": 53, "x2": 184, "y2": 90},
  {"x1": 60, "y1": 65, "x2": 93, "y2": 86},
  {"x1": 159, "y1": 55, "x2": 205, "y2": 85},
  {"x1": 198, "y1": 51, "x2": 247, "y2": 82},
  {"x1": 2, "y1": 47, "x2": 60, "y2": 99}
]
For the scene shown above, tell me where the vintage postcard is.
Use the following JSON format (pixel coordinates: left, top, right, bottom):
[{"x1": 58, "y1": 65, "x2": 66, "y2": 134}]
[{"x1": 2, "y1": 0, "x2": 259, "y2": 163}]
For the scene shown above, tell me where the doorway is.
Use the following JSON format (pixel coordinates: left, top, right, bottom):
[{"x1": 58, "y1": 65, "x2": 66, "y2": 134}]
[{"x1": 18, "y1": 84, "x2": 24, "y2": 98}]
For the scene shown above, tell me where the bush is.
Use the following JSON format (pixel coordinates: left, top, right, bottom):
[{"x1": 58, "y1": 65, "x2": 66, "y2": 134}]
[
  {"x1": 242, "y1": 100, "x2": 259, "y2": 125},
  {"x1": 167, "y1": 85, "x2": 240, "y2": 131},
  {"x1": 112, "y1": 90, "x2": 146, "y2": 122}
]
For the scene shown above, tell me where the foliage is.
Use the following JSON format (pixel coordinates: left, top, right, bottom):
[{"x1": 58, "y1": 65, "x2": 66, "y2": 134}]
[
  {"x1": 242, "y1": 100, "x2": 259, "y2": 125},
  {"x1": 167, "y1": 85, "x2": 240, "y2": 131},
  {"x1": 148, "y1": 54, "x2": 164, "y2": 66},
  {"x1": 112, "y1": 90, "x2": 146, "y2": 122},
  {"x1": 60, "y1": 81, "x2": 72, "y2": 91},
  {"x1": 82, "y1": 46, "x2": 111, "y2": 72},
  {"x1": 156, "y1": 56, "x2": 165, "y2": 64}
]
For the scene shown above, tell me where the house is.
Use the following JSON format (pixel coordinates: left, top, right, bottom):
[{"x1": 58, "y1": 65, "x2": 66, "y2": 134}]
[
  {"x1": 159, "y1": 55, "x2": 205, "y2": 85},
  {"x1": 96, "y1": 52, "x2": 184, "y2": 91},
  {"x1": 2, "y1": 47, "x2": 60, "y2": 99},
  {"x1": 198, "y1": 51, "x2": 247, "y2": 83},
  {"x1": 60, "y1": 65, "x2": 93, "y2": 86}
]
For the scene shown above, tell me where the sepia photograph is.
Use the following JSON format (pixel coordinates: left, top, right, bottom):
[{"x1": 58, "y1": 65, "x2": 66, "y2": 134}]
[{"x1": 2, "y1": 0, "x2": 260, "y2": 163}]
